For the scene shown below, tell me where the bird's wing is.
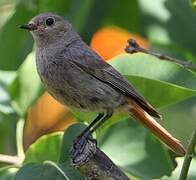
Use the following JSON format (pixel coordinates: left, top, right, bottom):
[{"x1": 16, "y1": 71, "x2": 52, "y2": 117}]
[{"x1": 61, "y1": 45, "x2": 160, "y2": 118}]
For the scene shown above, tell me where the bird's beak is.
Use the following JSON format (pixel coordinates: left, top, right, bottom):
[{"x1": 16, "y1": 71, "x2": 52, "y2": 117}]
[{"x1": 19, "y1": 23, "x2": 37, "y2": 31}]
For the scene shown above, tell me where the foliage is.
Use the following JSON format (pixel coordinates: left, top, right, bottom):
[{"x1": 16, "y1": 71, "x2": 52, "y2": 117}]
[{"x1": 0, "y1": 0, "x2": 195, "y2": 179}]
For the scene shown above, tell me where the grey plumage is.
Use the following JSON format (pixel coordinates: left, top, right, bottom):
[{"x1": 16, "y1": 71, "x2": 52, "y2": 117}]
[
  {"x1": 24, "y1": 12, "x2": 159, "y2": 117},
  {"x1": 20, "y1": 13, "x2": 188, "y2": 156}
]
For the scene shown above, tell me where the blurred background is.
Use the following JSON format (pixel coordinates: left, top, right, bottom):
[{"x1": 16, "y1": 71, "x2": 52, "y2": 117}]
[{"x1": 0, "y1": 0, "x2": 196, "y2": 179}]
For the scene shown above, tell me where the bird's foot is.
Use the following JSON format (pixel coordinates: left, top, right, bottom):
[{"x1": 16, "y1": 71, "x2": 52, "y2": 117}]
[{"x1": 70, "y1": 133, "x2": 97, "y2": 163}]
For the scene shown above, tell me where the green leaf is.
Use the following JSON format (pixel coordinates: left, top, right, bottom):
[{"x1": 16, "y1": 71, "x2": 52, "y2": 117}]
[
  {"x1": 8, "y1": 51, "x2": 43, "y2": 117},
  {"x1": 110, "y1": 54, "x2": 196, "y2": 89},
  {"x1": 99, "y1": 119, "x2": 175, "y2": 179},
  {"x1": 58, "y1": 162, "x2": 83, "y2": 180},
  {"x1": 109, "y1": 54, "x2": 196, "y2": 108},
  {"x1": 24, "y1": 133, "x2": 63, "y2": 164},
  {"x1": 0, "y1": 2, "x2": 37, "y2": 70},
  {"x1": 14, "y1": 161, "x2": 83, "y2": 180},
  {"x1": 14, "y1": 162, "x2": 68, "y2": 180},
  {"x1": 0, "y1": 166, "x2": 18, "y2": 180},
  {"x1": 125, "y1": 76, "x2": 196, "y2": 108}
]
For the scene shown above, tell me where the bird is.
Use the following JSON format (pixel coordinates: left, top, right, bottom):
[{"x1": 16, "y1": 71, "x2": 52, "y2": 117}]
[{"x1": 20, "y1": 12, "x2": 186, "y2": 156}]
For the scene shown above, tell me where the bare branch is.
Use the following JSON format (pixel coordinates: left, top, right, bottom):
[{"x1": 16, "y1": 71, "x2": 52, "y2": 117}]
[
  {"x1": 125, "y1": 39, "x2": 196, "y2": 70},
  {"x1": 71, "y1": 139, "x2": 130, "y2": 180}
]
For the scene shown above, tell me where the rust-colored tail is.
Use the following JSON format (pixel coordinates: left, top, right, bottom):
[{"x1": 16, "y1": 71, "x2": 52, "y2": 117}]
[{"x1": 131, "y1": 101, "x2": 186, "y2": 156}]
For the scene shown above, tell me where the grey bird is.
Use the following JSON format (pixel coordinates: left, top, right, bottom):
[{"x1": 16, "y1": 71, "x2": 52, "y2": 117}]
[{"x1": 20, "y1": 12, "x2": 185, "y2": 156}]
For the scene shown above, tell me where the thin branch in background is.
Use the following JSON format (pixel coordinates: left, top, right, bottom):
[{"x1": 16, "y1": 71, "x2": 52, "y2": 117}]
[
  {"x1": 180, "y1": 129, "x2": 196, "y2": 180},
  {"x1": 71, "y1": 139, "x2": 130, "y2": 180},
  {"x1": 0, "y1": 154, "x2": 23, "y2": 165},
  {"x1": 125, "y1": 39, "x2": 196, "y2": 70}
]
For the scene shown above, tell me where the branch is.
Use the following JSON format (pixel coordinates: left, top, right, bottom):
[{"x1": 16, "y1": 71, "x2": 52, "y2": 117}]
[
  {"x1": 0, "y1": 154, "x2": 23, "y2": 165},
  {"x1": 70, "y1": 139, "x2": 130, "y2": 180},
  {"x1": 125, "y1": 39, "x2": 196, "y2": 70},
  {"x1": 180, "y1": 129, "x2": 196, "y2": 180}
]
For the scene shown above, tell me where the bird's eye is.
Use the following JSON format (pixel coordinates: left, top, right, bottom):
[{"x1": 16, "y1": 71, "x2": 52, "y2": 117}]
[{"x1": 45, "y1": 17, "x2": 55, "y2": 26}]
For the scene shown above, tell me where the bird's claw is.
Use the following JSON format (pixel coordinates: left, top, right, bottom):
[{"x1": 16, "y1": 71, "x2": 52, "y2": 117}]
[{"x1": 70, "y1": 134, "x2": 97, "y2": 160}]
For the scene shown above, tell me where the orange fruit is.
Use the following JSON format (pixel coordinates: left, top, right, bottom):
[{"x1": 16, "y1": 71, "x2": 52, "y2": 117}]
[{"x1": 24, "y1": 92, "x2": 76, "y2": 150}]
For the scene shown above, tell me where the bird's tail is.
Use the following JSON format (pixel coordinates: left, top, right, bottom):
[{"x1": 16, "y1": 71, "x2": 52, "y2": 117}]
[{"x1": 130, "y1": 100, "x2": 186, "y2": 156}]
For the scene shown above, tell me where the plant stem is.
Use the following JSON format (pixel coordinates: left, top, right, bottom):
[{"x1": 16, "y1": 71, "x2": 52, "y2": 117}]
[
  {"x1": 180, "y1": 129, "x2": 196, "y2": 180},
  {"x1": 0, "y1": 154, "x2": 22, "y2": 165},
  {"x1": 16, "y1": 118, "x2": 25, "y2": 160}
]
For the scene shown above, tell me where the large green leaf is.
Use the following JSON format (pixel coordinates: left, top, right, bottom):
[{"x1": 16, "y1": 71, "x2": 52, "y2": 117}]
[
  {"x1": 99, "y1": 119, "x2": 175, "y2": 179},
  {"x1": 14, "y1": 162, "x2": 68, "y2": 180},
  {"x1": 110, "y1": 54, "x2": 196, "y2": 89},
  {"x1": 125, "y1": 76, "x2": 196, "y2": 108},
  {"x1": 110, "y1": 54, "x2": 196, "y2": 107},
  {"x1": 8, "y1": 51, "x2": 43, "y2": 117},
  {"x1": 14, "y1": 161, "x2": 83, "y2": 180},
  {"x1": 24, "y1": 133, "x2": 63, "y2": 164}
]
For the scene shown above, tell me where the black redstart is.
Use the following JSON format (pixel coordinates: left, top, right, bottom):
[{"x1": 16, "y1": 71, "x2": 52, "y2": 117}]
[{"x1": 20, "y1": 12, "x2": 185, "y2": 155}]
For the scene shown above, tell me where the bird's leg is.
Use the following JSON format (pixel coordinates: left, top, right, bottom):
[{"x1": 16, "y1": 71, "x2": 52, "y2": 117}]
[
  {"x1": 71, "y1": 111, "x2": 113, "y2": 157},
  {"x1": 87, "y1": 110, "x2": 113, "y2": 136},
  {"x1": 79, "y1": 113, "x2": 104, "y2": 138}
]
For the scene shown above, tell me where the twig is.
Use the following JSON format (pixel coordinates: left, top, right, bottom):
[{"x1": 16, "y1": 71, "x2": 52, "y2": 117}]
[
  {"x1": 180, "y1": 129, "x2": 196, "y2": 180},
  {"x1": 125, "y1": 39, "x2": 196, "y2": 70},
  {"x1": 70, "y1": 139, "x2": 129, "y2": 180},
  {"x1": 0, "y1": 154, "x2": 23, "y2": 165}
]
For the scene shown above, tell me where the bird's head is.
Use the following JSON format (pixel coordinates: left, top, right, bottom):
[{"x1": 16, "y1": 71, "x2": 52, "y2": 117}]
[{"x1": 20, "y1": 13, "x2": 73, "y2": 46}]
